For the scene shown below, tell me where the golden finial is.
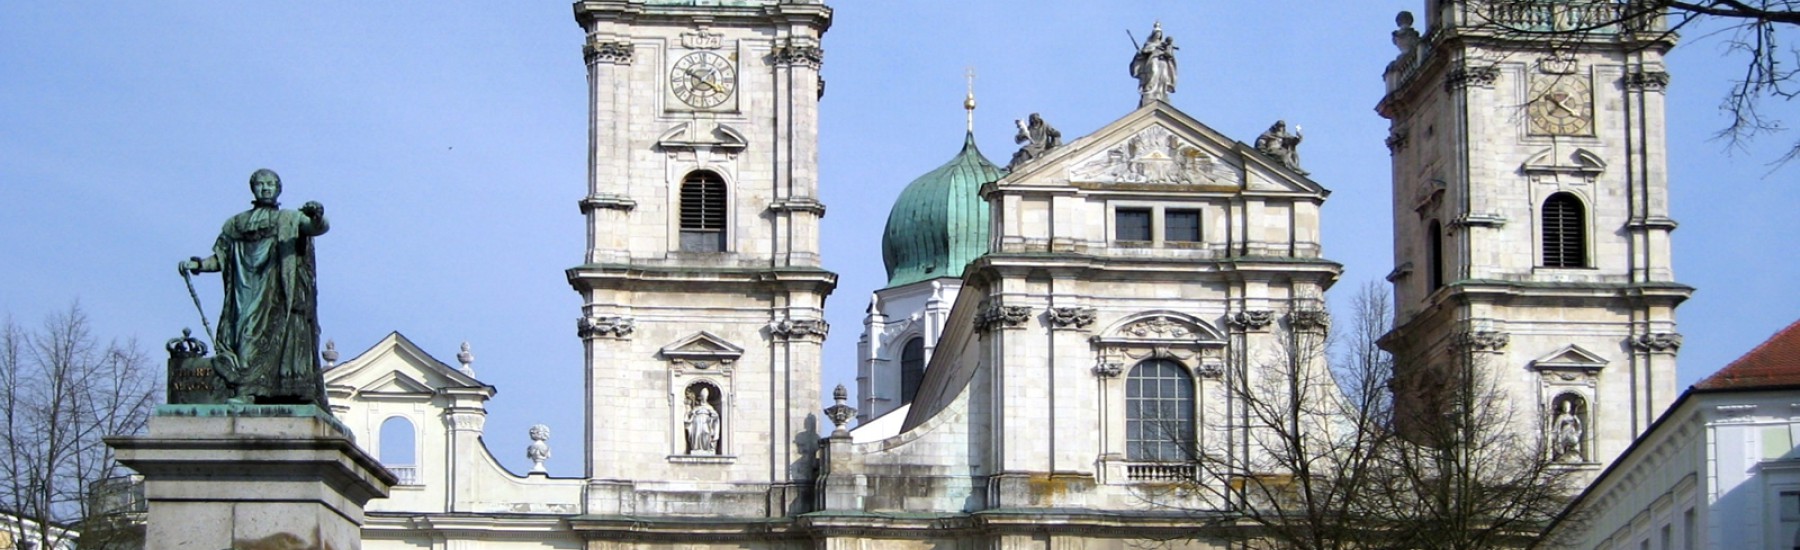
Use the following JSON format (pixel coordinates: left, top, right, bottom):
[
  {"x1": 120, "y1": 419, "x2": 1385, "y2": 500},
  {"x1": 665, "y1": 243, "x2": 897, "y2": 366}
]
[{"x1": 964, "y1": 66, "x2": 977, "y2": 133}]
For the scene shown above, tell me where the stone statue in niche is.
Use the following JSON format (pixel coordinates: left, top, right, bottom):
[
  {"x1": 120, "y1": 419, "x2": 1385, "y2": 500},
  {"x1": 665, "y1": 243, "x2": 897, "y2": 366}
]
[
  {"x1": 526, "y1": 424, "x2": 551, "y2": 473},
  {"x1": 1551, "y1": 396, "x2": 1585, "y2": 462},
  {"x1": 1008, "y1": 113, "x2": 1062, "y2": 170},
  {"x1": 1255, "y1": 120, "x2": 1307, "y2": 175},
  {"x1": 685, "y1": 385, "x2": 722, "y2": 454},
  {"x1": 1130, "y1": 22, "x2": 1178, "y2": 106}
]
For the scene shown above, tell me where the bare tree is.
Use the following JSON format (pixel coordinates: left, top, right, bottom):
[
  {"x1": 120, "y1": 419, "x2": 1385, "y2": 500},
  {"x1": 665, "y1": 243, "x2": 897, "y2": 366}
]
[
  {"x1": 1156, "y1": 283, "x2": 1579, "y2": 549},
  {"x1": 0, "y1": 304, "x2": 158, "y2": 550},
  {"x1": 1459, "y1": 0, "x2": 1800, "y2": 163}
]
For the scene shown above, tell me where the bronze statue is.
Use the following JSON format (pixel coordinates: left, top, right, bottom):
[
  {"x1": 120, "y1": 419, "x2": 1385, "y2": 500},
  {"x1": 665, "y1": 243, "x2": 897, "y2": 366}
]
[{"x1": 173, "y1": 168, "x2": 330, "y2": 407}]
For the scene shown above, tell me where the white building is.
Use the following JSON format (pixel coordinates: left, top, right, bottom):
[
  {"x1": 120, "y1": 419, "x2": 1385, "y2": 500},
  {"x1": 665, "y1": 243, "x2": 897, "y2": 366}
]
[
  {"x1": 306, "y1": 1, "x2": 1692, "y2": 548},
  {"x1": 1540, "y1": 320, "x2": 1800, "y2": 550}
]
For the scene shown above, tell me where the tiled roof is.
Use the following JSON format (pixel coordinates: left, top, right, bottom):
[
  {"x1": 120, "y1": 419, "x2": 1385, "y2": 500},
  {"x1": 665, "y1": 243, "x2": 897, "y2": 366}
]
[{"x1": 1695, "y1": 319, "x2": 1800, "y2": 390}]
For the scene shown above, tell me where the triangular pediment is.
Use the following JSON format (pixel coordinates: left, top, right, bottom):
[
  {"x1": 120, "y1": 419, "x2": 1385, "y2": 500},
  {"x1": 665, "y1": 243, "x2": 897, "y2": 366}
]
[
  {"x1": 660, "y1": 331, "x2": 745, "y2": 361},
  {"x1": 656, "y1": 121, "x2": 748, "y2": 150},
  {"x1": 1530, "y1": 344, "x2": 1610, "y2": 370},
  {"x1": 999, "y1": 102, "x2": 1327, "y2": 197},
  {"x1": 1522, "y1": 147, "x2": 1606, "y2": 175},
  {"x1": 323, "y1": 332, "x2": 489, "y2": 394},
  {"x1": 362, "y1": 371, "x2": 434, "y2": 396}
]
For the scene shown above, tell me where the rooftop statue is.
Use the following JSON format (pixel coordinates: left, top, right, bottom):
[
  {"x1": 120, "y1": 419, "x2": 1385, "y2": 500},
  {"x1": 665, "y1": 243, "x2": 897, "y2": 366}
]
[
  {"x1": 171, "y1": 169, "x2": 331, "y2": 408},
  {"x1": 1007, "y1": 113, "x2": 1062, "y2": 170},
  {"x1": 1129, "y1": 22, "x2": 1178, "y2": 107},
  {"x1": 1255, "y1": 120, "x2": 1307, "y2": 175}
]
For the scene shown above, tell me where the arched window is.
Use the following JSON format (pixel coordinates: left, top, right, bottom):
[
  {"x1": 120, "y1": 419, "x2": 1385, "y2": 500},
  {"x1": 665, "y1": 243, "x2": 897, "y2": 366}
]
[
  {"x1": 378, "y1": 417, "x2": 419, "y2": 485},
  {"x1": 680, "y1": 170, "x2": 727, "y2": 252},
  {"x1": 1428, "y1": 219, "x2": 1445, "y2": 291},
  {"x1": 1541, "y1": 193, "x2": 1587, "y2": 268},
  {"x1": 1125, "y1": 359, "x2": 1195, "y2": 462},
  {"x1": 900, "y1": 337, "x2": 925, "y2": 404}
]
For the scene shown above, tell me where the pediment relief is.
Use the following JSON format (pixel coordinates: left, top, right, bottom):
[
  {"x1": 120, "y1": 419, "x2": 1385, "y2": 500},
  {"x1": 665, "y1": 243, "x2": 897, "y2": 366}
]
[
  {"x1": 656, "y1": 122, "x2": 749, "y2": 150},
  {"x1": 1094, "y1": 311, "x2": 1227, "y2": 346},
  {"x1": 660, "y1": 331, "x2": 745, "y2": 361},
  {"x1": 1065, "y1": 123, "x2": 1234, "y2": 187},
  {"x1": 1530, "y1": 344, "x2": 1609, "y2": 371}
]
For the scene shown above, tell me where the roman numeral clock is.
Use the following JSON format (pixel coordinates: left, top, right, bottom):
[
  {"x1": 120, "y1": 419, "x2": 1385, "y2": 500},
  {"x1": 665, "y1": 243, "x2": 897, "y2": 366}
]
[
  {"x1": 669, "y1": 50, "x2": 737, "y2": 110},
  {"x1": 1527, "y1": 74, "x2": 1593, "y2": 136}
]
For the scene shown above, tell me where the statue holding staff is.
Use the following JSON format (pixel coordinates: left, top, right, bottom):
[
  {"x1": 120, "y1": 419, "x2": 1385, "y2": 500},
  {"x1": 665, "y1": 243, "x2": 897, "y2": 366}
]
[
  {"x1": 1130, "y1": 22, "x2": 1178, "y2": 107},
  {"x1": 176, "y1": 168, "x2": 330, "y2": 407}
]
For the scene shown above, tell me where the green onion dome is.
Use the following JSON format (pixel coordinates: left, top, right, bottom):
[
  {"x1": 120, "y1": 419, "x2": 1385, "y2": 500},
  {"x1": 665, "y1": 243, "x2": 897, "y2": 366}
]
[{"x1": 881, "y1": 132, "x2": 1005, "y2": 288}]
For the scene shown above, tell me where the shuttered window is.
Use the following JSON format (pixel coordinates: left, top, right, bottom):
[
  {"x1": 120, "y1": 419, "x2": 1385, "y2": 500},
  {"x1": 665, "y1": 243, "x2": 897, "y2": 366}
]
[
  {"x1": 1542, "y1": 193, "x2": 1586, "y2": 268},
  {"x1": 680, "y1": 171, "x2": 727, "y2": 252}
]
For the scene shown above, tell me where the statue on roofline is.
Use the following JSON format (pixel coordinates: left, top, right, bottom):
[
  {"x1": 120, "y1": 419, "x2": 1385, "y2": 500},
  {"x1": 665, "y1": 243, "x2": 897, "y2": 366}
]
[{"x1": 1130, "y1": 22, "x2": 1178, "y2": 107}]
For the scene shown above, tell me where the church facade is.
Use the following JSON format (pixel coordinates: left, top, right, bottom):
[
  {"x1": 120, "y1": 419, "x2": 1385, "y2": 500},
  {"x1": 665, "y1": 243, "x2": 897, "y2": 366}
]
[{"x1": 318, "y1": 1, "x2": 1685, "y2": 549}]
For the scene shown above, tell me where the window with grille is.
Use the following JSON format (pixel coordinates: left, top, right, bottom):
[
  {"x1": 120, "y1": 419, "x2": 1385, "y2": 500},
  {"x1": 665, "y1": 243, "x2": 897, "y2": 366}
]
[
  {"x1": 1126, "y1": 359, "x2": 1195, "y2": 462},
  {"x1": 1116, "y1": 208, "x2": 1153, "y2": 242},
  {"x1": 680, "y1": 171, "x2": 727, "y2": 252},
  {"x1": 1541, "y1": 193, "x2": 1587, "y2": 268},
  {"x1": 900, "y1": 337, "x2": 925, "y2": 404},
  {"x1": 1165, "y1": 209, "x2": 1201, "y2": 243}
]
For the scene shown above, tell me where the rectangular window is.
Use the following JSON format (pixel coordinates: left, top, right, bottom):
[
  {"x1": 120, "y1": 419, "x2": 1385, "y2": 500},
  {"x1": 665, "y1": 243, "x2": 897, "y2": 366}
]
[
  {"x1": 1165, "y1": 209, "x2": 1201, "y2": 242},
  {"x1": 1116, "y1": 208, "x2": 1152, "y2": 242},
  {"x1": 1684, "y1": 507, "x2": 1696, "y2": 550}
]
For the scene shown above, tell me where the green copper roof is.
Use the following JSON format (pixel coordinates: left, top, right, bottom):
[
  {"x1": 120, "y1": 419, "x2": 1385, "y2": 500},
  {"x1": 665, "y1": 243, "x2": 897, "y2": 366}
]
[{"x1": 881, "y1": 132, "x2": 1004, "y2": 288}]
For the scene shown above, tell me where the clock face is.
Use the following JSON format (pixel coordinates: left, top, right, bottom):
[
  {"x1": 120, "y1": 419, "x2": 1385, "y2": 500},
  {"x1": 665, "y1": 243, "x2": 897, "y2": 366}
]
[
  {"x1": 669, "y1": 51, "x2": 736, "y2": 109},
  {"x1": 1528, "y1": 75, "x2": 1593, "y2": 136}
]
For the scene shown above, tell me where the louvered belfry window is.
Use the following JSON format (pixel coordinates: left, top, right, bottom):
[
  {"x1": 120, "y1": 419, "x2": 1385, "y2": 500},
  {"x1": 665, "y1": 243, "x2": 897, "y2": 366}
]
[
  {"x1": 680, "y1": 171, "x2": 727, "y2": 252},
  {"x1": 1541, "y1": 193, "x2": 1587, "y2": 268}
]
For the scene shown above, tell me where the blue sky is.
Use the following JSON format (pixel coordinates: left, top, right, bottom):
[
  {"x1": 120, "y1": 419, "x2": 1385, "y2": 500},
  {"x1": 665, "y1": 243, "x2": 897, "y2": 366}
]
[{"x1": 3, "y1": 2, "x2": 1795, "y2": 477}]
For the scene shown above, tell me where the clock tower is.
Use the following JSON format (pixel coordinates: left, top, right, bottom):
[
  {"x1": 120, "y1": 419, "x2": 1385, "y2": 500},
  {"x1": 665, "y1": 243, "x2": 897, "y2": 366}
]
[
  {"x1": 569, "y1": 0, "x2": 835, "y2": 520},
  {"x1": 1376, "y1": 2, "x2": 1690, "y2": 472}
]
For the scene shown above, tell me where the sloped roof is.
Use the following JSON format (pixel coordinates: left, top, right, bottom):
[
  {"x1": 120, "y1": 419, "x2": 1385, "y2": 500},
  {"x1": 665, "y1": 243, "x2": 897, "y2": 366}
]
[{"x1": 1695, "y1": 319, "x2": 1800, "y2": 390}]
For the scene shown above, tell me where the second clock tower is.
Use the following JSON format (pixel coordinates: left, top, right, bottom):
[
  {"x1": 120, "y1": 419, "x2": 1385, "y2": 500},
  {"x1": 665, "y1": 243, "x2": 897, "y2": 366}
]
[
  {"x1": 1376, "y1": 2, "x2": 1690, "y2": 474},
  {"x1": 569, "y1": 0, "x2": 836, "y2": 520}
]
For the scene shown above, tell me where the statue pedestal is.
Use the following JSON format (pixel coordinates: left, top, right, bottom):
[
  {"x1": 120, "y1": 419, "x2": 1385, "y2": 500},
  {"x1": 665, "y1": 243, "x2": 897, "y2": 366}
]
[{"x1": 107, "y1": 405, "x2": 394, "y2": 550}]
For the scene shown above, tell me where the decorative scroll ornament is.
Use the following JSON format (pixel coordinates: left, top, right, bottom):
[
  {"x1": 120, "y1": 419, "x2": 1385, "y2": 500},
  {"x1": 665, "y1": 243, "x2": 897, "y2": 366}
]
[
  {"x1": 1066, "y1": 124, "x2": 1225, "y2": 185},
  {"x1": 578, "y1": 316, "x2": 636, "y2": 339},
  {"x1": 1123, "y1": 316, "x2": 1194, "y2": 339},
  {"x1": 1445, "y1": 65, "x2": 1499, "y2": 91},
  {"x1": 1092, "y1": 362, "x2": 1124, "y2": 378},
  {"x1": 773, "y1": 39, "x2": 824, "y2": 70},
  {"x1": 975, "y1": 305, "x2": 1033, "y2": 332},
  {"x1": 584, "y1": 36, "x2": 635, "y2": 65},
  {"x1": 1624, "y1": 70, "x2": 1671, "y2": 91},
  {"x1": 1196, "y1": 361, "x2": 1224, "y2": 379},
  {"x1": 769, "y1": 317, "x2": 830, "y2": 340},
  {"x1": 1230, "y1": 309, "x2": 1276, "y2": 330},
  {"x1": 1631, "y1": 332, "x2": 1683, "y2": 352},
  {"x1": 1286, "y1": 310, "x2": 1332, "y2": 332},
  {"x1": 824, "y1": 384, "x2": 857, "y2": 436},
  {"x1": 1045, "y1": 307, "x2": 1097, "y2": 329},
  {"x1": 1455, "y1": 330, "x2": 1511, "y2": 351}
]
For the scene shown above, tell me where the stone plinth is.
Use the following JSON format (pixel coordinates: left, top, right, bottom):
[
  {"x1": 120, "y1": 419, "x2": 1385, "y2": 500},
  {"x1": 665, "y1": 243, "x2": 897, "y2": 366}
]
[{"x1": 107, "y1": 405, "x2": 395, "y2": 550}]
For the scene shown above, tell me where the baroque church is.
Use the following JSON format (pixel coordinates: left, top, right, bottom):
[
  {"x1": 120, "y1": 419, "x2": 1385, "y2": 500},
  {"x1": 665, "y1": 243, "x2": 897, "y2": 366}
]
[{"x1": 315, "y1": 1, "x2": 1685, "y2": 548}]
